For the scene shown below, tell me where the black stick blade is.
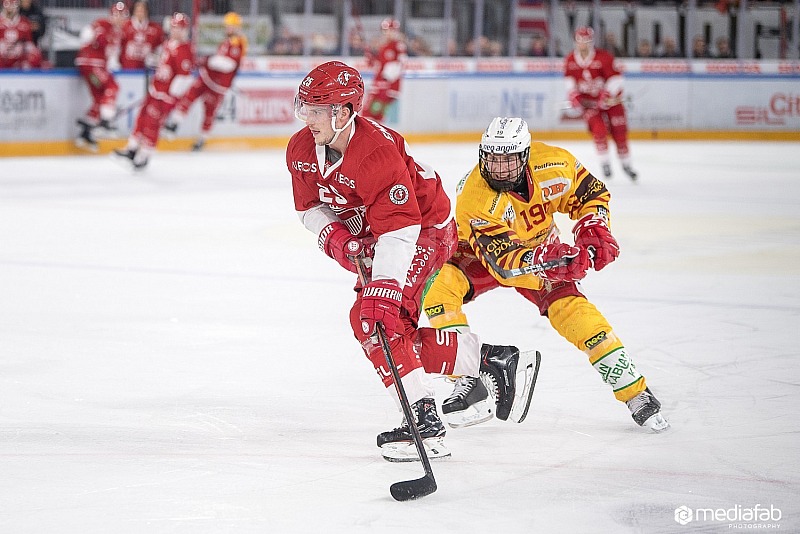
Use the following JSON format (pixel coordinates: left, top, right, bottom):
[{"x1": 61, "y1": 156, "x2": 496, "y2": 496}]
[{"x1": 390, "y1": 474, "x2": 437, "y2": 501}]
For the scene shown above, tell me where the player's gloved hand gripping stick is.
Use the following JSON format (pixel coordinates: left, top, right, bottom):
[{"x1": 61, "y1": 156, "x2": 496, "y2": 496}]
[{"x1": 354, "y1": 255, "x2": 437, "y2": 502}]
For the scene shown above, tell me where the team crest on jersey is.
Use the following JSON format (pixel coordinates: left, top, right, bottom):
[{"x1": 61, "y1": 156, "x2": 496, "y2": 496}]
[{"x1": 389, "y1": 184, "x2": 409, "y2": 205}]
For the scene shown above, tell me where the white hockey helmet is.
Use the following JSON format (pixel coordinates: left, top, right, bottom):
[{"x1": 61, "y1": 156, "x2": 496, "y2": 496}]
[{"x1": 478, "y1": 117, "x2": 531, "y2": 192}]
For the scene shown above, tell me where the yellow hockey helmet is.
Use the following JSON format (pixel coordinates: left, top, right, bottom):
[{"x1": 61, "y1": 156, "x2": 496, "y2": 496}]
[{"x1": 224, "y1": 12, "x2": 242, "y2": 27}]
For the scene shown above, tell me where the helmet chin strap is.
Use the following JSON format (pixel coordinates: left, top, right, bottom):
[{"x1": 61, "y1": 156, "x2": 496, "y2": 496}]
[{"x1": 328, "y1": 111, "x2": 357, "y2": 146}]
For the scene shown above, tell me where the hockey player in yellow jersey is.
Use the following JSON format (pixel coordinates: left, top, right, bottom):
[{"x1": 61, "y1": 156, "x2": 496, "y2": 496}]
[{"x1": 422, "y1": 117, "x2": 669, "y2": 432}]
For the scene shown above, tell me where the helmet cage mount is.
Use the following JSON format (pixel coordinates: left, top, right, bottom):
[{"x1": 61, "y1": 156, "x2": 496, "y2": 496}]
[{"x1": 478, "y1": 117, "x2": 531, "y2": 193}]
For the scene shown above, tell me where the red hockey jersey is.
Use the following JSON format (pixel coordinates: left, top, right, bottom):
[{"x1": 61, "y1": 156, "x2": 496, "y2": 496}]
[
  {"x1": 368, "y1": 39, "x2": 407, "y2": 95},
  {"x1": 150, "y1": 38, "x2": 193, "y2": 103},
  {"x1": 0, "y1": 14, "x2": 34, "y2": 68},
  {"x1": 563, "y1": 47, "x2": 623, "y2": 104},
  {"x1": 75, "y1": 18, "x2": 120, "y2": 69},
  {"x1": 120, "y1": 18, "x2": 164, "y2": 69},
  {"x1": 199, "y1": 34, "x2": 246, "y2": 94},
  {"x1": 286, "y1": 116, "x2": 451, "y2": 241}
]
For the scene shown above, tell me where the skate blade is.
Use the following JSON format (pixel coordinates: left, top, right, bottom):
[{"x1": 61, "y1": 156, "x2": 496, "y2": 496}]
[
  {"x1": 74, "y1": 138, "x2": 98, "y2": 153},
  {"x1": 509, "y1": 350, "x2": 541, "y2": 423},
  {"x1": 381, "y1": 437, "x2": 451, "y2": 463},
  {"x1": 445, "y1": 399, "x2": 493, "y2": 429},
  {"x1": 109, "y1": 152, "x2": 138, "y2": 171},
  {"x1": 643, "y1": 412, "x2": 670, "y2": 433}
]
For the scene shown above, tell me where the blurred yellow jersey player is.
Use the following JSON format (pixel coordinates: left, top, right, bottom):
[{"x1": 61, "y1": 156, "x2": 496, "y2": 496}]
[{"x1": 423, "y1": 117, "x2": 669, "y2": 432}]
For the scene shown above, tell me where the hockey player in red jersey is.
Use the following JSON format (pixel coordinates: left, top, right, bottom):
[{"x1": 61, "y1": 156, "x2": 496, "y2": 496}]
[
  {"x1": 0, "y1": 0, "x2": 42, "y2": 69},
  {"x1": 74, "y1": 1, "x2": 129, "y2": 152},
  {"x1": 360, "y1": 18, "x2": 407, "y2": 122},
  {"x1": 162, "y1": 11, "x2": 247, "y2": 151},
  {"x1": 119, "y1": 0, "x2": 164, "y2": 70},
  {"x1": 113, "y1": 12, "x2": 194, "y2": 170},
  {"x1": 286, "y1": 61, "x2": 539, "y2": 462},
  {"x1": 564, "y1": 26, "x2": 638, "y2": 181}
]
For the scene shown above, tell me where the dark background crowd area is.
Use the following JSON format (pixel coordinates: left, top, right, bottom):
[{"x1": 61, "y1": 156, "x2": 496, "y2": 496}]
[{"x1": 2, "y1": 0, "x2": 798, "y2": 69}]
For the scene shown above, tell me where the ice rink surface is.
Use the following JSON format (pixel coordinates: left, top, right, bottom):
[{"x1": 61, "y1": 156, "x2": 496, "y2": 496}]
[{"x1": 1, "y1": 140, "x2": 799, "y2": 533}]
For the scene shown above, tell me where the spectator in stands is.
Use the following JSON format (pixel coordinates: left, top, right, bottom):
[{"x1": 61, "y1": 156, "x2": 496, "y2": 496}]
[
  {"x1": 446, "y1": 38, "x2": 460, "y2": 56},
  {"x1": 604, "y1": 32, "x2": 625, "y2": 57},
  {"x1": 347, "y1": 28, "x2": 367, "y2": 56},
  {"x1": 691, "y1": 35, "x2": 712, "y2": 58},
  {"x1": 0, "y1": 0, "x2": 43, "y2": 69},
  {"x1": 466, "y1": 35, "x2": 502, "y2": 57},
  {"x1": 529, "y1": 33, "x2": 548, "y2": 57},
  {"x1": 714, "y1": 36, "x2": 735, "y2": 58},
  {"x1": 270, "y1": 25, "x2": 303, "y2": 55},
  {"x1": 659, "y1": 37, "x2": 681, "y2": 58},
  {"x1": 636, "y1": 38, "x2": 653, "y2": 58},
  {"x1": 407, "y1": 34, "x2": 432, "y2": 57},
  {"x1": 18, "y1": 0, "x2": 44, "y2": 47}
]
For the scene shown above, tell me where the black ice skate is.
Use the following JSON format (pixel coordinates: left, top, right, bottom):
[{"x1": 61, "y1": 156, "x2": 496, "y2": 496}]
[
  {"x1": 377, "y1": 397, "x2": 450, "y2": 462},
  {"x1": 112, "y1": 147, "x2": 136, "y2": 161},
  {"x1": 96, "y1": 119, "x2": 118, "y2": 138},
  {"x1": 191, "y1": 137, "x2": 206, "y2": 152},
  {"x1": 626, "y1": 387, "x2": 669, "y2": 432},
  {"x1": 74, "y1": 120, "x2": 98, "y2": 153},
  {"x1": 132, "y1": 157, "x2": 149, "y2": 171},
  {"x1": 622, "y1": 164, "x2": 638, "y2": 181},
  {"x1": 162, "y1": 121, "x2": 178, "y2": 140},
  {"x1": 442, "y1": 376, "x2": 493, "y2": 428},
  {"x1": 110, "y1": 147, "x2": 142, "y2": 171},
  {"x1": 602, "y1": 163, "x2": 612, "y2": 179},
  {"x1": 479, "y1": 344, "x2": 541, "y2": 423}
]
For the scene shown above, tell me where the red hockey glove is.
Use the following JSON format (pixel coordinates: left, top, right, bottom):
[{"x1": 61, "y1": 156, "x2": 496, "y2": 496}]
[
  {"x1": 596, "y1": 89, "x2": 611, "y2": 109},
  {"x1": 531, "y1": 242, "x2": 591, "y2": 282},
  {"x1": 568, "y1": 90, "x2": 582, "y2": 110},
  {"x1": 318, "y1": 222, "x2": 364, "y2": 274},
  {"x1": 360, "y1": 279, "x2": 403, "y2": 338},
  {"x1": 573, "y1": 214, "x2": 620, "y2": 271}
]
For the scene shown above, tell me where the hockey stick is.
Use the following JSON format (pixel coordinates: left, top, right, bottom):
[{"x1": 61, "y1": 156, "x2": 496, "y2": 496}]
[
  {"x1": 498, "y1": 257, "x2": 571, "y2": 279},
  {"x1": 354, "y1": 256, "x2": 437, "y2": 502}
]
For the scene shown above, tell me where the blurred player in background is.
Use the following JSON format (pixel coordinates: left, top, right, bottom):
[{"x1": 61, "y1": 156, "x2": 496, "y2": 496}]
[
  {"x1": 361, "y1": 17, "x2": 407, "y2": 122},
  {"x1": 564, "y1": 26, "x2": 638, "y2": 181},
  {"x1": 423, "y1": 117, "x2": 669, "y2": 433},
  {"x1": 287, "y1": 61, "x2": 537, "y2": 462},
  {"x1": 119, "y1": 0, "x2": 164, "y2": 70},
  {"x1": 162, "y1": 11, "x2": 247, "y2": 151},
  {"x1": 74, "y1": 1, "x2": 128, "y2": 152},
  {"x1": 0, "y1": 0, "x2": 42, "y2": 69},
  {"x1": 113, "y1": 12, "x2": 194, "y2": 170}
]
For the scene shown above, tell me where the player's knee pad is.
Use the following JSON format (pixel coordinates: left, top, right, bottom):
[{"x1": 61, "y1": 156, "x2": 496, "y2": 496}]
[
  {"x1": 547, "y1": 296, "x2": 645, "y2": 401},
  {"x1": 422, "y1": 263, "x2": 470, "y2": 330},
  {"x1": 546, "y1": 296, "x2": 615, "y2": 353}
]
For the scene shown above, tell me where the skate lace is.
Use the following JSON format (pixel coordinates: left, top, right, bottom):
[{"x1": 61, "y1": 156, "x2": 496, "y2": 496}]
[{"x1": 451, "y1": 376, "x2": 475, "y2": 400}]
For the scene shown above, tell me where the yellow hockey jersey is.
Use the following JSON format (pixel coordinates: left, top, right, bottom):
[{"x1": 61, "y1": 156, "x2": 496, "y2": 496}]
[{"x1": 455, "y1": 141, "x2": 611, "y2": 290}]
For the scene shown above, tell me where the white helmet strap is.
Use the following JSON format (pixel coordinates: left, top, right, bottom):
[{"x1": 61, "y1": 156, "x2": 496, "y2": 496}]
[{"x1": 329, "y1": 108, "x2": 357, "y2": 145}]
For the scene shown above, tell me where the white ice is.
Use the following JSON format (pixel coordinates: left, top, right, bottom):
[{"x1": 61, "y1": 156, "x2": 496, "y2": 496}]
[{"x1": 1, "y1": 140, "x2": 798, "y2": 533}]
